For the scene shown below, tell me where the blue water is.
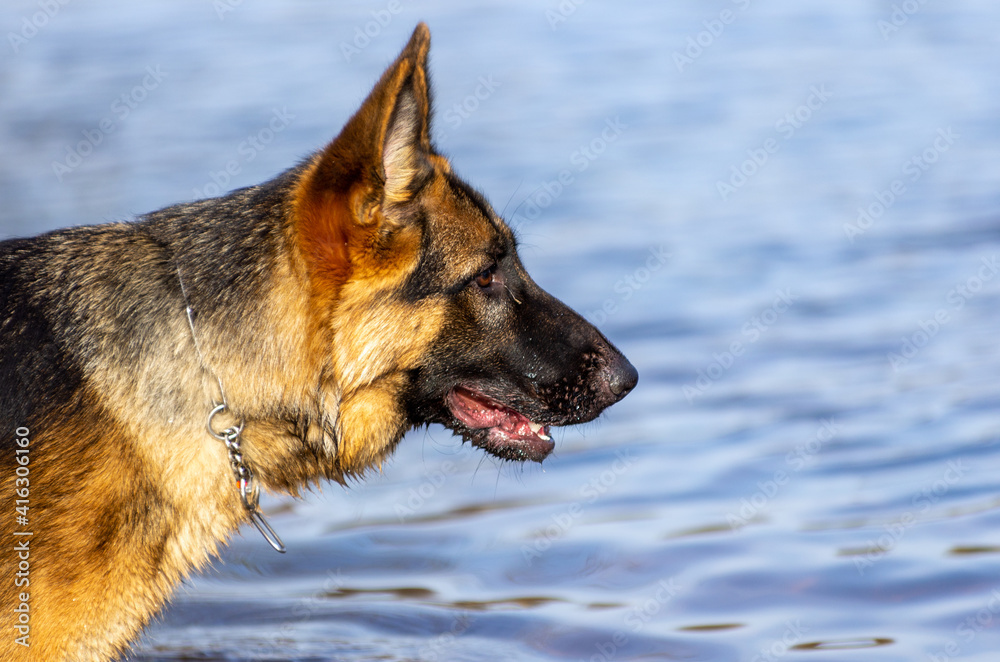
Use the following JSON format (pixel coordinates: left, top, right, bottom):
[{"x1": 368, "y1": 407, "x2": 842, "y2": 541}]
[{"x1": 3, "y1": 1, "x2": 1000, "y2": 660}]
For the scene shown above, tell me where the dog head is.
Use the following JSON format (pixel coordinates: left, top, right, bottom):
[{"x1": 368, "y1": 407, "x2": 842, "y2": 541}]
[{"x1": 292, "y1": 24, "x2": 636, "y2": 472}]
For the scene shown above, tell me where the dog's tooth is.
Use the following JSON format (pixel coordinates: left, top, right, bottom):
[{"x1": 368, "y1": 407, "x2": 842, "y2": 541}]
[{"x1": 529, "y1": 421, "x2": 550, "y2": 440}]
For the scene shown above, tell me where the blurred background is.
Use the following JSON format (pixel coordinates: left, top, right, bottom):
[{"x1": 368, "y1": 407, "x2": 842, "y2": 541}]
[{"x1": 3, "y1": 1, "x2": 1000, "y2": 660}]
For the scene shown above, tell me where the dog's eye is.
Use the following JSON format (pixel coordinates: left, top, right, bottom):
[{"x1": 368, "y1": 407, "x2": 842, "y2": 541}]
[{"x1": 475, "y1": 266, "x2": 495, "y2": 288}]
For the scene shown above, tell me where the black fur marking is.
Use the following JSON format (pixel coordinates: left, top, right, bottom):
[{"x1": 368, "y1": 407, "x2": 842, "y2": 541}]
[
  {"x1": 0, "y1": 238, "x2": 86, "y2": 451},
  {"x1": 445, "y1": 173, "x2": 498, "y2": 230}
]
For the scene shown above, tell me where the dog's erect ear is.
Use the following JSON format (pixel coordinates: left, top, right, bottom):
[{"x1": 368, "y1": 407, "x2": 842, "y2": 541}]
[
  {"x1": 381, "y1": 75, "x2": 429, "y2": 204},
  {"x1": 357, "y1": 21, "x2": 434, "y2": 203},
  {"x1": 299, "y1": 23, "x2": 433, "y2": 205},
  {"x1": 293, "y1": 23, "x2": 434, "y2": 295},
  {"x1": 378, "y1": 27, "x2": 433, "y2": 203}
]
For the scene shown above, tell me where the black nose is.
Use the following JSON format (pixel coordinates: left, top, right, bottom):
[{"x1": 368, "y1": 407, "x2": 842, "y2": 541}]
[{"x1": 607, "y1": 354, "x2": 638, "y2": 398}]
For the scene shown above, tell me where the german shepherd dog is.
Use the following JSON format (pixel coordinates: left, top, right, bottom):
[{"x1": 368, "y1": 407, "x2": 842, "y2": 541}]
[{"x1": 0, "y1": 24, "x2": 636, "y2": 660}]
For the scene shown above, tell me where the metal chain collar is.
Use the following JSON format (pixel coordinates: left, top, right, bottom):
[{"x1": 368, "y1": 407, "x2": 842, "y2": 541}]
[
  {"x1": 177, "y1": 264, "x2": 285, "y2": 554},
  {"x1": 208, "y1": 403, "x2": 286, "y2": 553}
]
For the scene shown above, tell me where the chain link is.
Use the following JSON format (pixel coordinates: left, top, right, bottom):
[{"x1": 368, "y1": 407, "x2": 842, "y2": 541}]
[
  {"x1": 207, "y1": 404, "x2": 284, "y2": 552},
  {"x1": 179, "y1": 266, "x2": 285, "y2": 553}
]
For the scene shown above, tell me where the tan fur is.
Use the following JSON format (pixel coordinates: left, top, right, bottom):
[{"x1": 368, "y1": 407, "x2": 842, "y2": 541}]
[{"x1": 3, "y1": 400, "x2": 243, "y2": 661}]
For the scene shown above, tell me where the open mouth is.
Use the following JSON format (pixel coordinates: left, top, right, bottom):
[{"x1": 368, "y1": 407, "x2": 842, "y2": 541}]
[{"x1": 446, "y1": 386, "x2": 554, "y2": 462}]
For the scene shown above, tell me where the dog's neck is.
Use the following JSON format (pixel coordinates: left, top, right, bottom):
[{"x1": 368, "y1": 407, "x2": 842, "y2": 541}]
[{"x1": 175, "y1": 262, "x2": 287, "y2": 553}]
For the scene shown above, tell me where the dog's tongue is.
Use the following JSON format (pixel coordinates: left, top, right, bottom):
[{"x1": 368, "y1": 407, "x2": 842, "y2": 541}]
[{"x1": 447, "y1": 387, "x2": 554, "y2": 462}]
